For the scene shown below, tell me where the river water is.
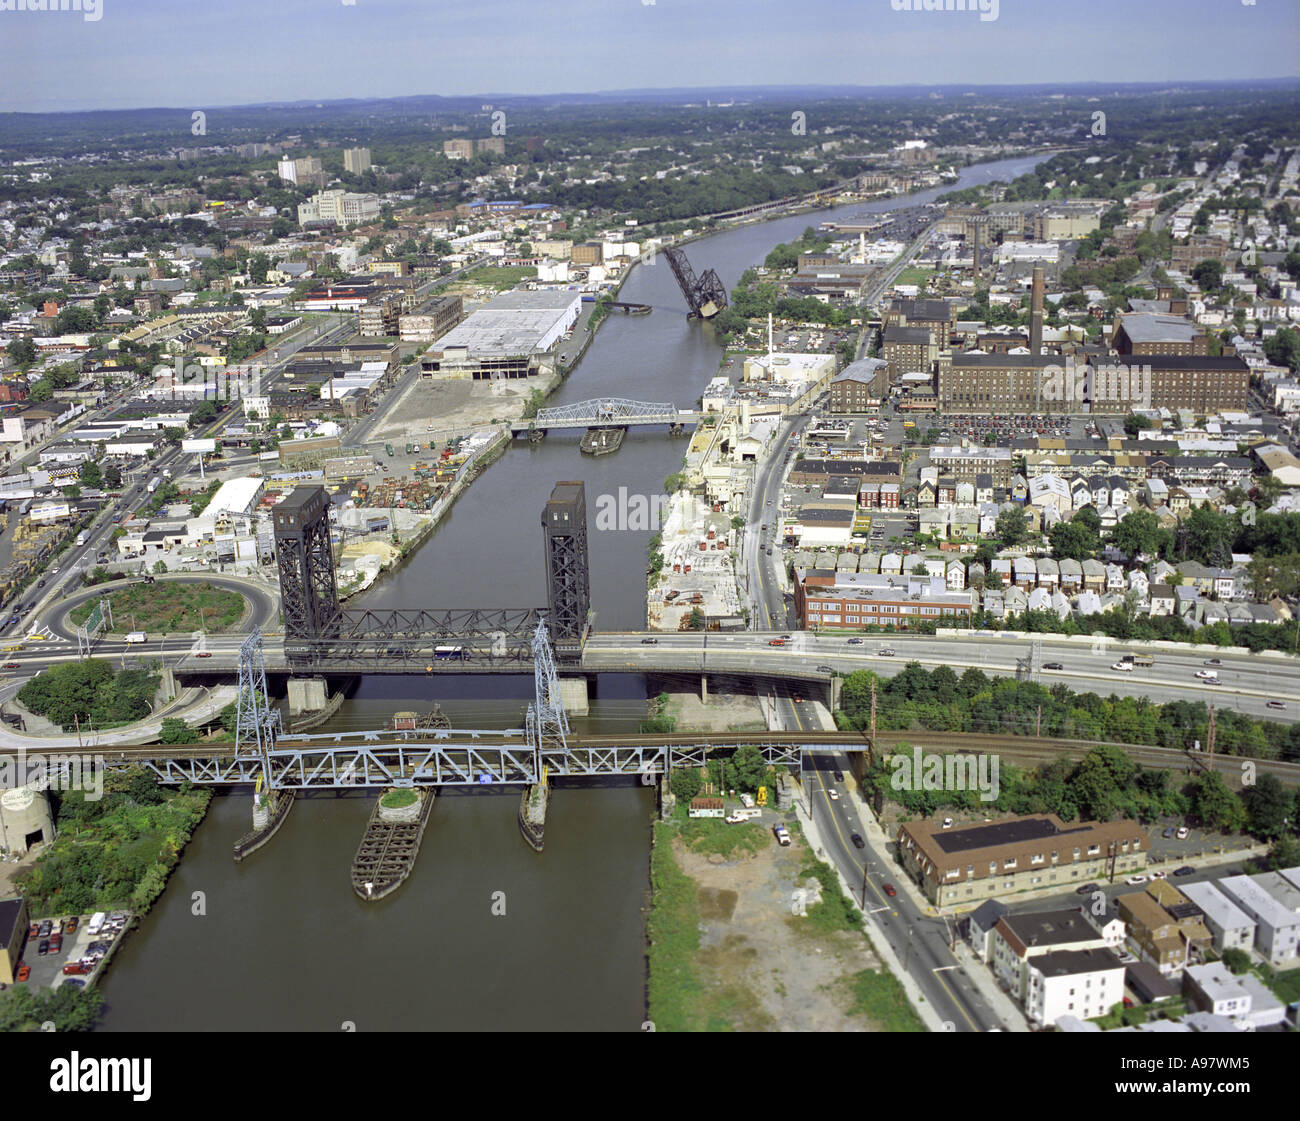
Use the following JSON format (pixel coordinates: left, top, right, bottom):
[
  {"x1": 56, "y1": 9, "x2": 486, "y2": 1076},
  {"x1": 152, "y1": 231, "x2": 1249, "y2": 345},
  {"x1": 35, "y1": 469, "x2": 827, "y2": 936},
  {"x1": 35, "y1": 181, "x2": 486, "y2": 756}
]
[{"x1": 97, "y1": 153, "x2": 1046, "y2": 1031}]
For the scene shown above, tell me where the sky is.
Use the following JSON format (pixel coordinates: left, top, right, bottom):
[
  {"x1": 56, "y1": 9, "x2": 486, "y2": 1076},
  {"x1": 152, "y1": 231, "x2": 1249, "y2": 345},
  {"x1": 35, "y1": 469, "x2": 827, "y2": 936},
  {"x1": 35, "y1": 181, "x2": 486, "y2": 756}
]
[{"x1": 0, "y1": 0, "x2": 1297, "y2": 114}]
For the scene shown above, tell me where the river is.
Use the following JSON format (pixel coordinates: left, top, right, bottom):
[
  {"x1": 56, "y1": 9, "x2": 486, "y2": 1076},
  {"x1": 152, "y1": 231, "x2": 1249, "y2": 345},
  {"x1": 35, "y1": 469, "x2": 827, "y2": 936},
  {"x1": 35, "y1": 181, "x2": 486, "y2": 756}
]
[{"x1": 96, "y1": 152, "x2": 1047, "y2": 1031}]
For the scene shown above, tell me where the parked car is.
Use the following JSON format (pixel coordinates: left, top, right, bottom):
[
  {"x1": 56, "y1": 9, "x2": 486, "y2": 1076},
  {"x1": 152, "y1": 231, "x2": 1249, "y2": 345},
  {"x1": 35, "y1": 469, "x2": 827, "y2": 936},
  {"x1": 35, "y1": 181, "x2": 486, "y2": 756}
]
[
  {"x1": 1125, "y1": 875, "x2": 1148, "y2": 885},
  {"x1": 1176, "y1": 827, "x2": 1189, "y2": 840},
  {"x1": 49, "y1": 932, "x2": 62, "y2": 952},
  {"x1": 1075, "y1": 883, "x2": 1101, "y2": 895},
  {"x1": 1162, "y1": 826, "x2": 1176, "y2": 839},
  {"x1": 63, "y1": 916, "x2": 78, "y2": 934},
  {"x1": 27, "y1": 922, "x2": 39, "y2": 939},
  {"x1": 941, "y1": 817, "x2": 953, "y2": 829},
  {"x1": 16, "y1": 964, "x2": 30, "y2": 982},
  {"x1": 882, "y1": 883, "x2": 897, "y2": 897},
  {"x1": 850, "y1": 833, "x2": 865, "y2": 849},
  {"x1": 63, "y1": 979, "x2": 85, "y2": 989},
  {"x1": 1149, "y1": 870, "x2": 1167, "y2": 880},
  {"x1": 37, "y1": 920, "x2": 52, "y2": 937},
  {"x1": 62, "y1": 962, "x2": 93, "y2": 976},
  {"x1": 37, "y1": 938, "x2": 49, "y2": 955},
  {"x1": 1173, "y1": 865, "x2": 1196, "y2": 877}
]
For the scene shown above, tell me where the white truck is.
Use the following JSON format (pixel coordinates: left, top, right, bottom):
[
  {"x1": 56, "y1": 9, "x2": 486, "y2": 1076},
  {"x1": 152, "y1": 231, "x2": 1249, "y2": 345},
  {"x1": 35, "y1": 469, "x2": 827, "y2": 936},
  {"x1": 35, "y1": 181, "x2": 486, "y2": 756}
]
[
  {"x1": 125, "y1": 631, "x2": 148, "y2": 644},
  {"x1": 146, "y1": 476, "x2": 161, "y2": 494},
  {"x1": 75, "y1": 530, "x2": 88, "y2": 547}
]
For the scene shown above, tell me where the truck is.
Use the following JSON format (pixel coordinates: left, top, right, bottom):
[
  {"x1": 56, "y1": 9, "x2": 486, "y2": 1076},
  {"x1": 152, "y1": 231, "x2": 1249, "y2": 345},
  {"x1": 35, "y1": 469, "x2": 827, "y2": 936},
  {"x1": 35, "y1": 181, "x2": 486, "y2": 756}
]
[
  {"x1": 1119, "y1": 653, "x2": 1154, "y2": 668},
  {"x1": 146, "y1": 476, "x2": 161, "y2": 495},
  {"x1": 125, "y1": 631, "x2": 148, "y2": 644},
  {"x1": 772, "y1": 823, "x2": 791, "y2": 847},
  {"x1": 75, "y1": 531, "x2": 88, "y2": 547}
]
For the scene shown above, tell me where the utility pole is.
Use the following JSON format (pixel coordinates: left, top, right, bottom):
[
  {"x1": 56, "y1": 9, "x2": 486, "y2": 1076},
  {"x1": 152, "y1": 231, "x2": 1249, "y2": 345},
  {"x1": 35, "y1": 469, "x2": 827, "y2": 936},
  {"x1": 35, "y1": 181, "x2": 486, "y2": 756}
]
[
  {"x1": 1036, "y1": 704, "x2": 1042, "y2": 738},
  {"x1": 1207, "y1": 704, "x2": 1216, "y2": 763}
]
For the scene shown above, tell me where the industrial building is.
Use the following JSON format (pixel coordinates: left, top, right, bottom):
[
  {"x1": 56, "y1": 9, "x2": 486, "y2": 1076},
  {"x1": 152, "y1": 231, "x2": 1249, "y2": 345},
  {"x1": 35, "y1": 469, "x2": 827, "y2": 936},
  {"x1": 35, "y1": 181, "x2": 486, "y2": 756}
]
[{"x1": 420, "y1": 290, "x2": 581, "y2": 380}]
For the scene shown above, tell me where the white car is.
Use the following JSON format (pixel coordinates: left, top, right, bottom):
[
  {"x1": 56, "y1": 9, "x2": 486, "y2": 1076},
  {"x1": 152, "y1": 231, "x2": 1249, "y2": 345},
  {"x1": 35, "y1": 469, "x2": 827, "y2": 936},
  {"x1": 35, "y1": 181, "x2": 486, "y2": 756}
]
[
  {"x1": 1112, "y1": 661, "x2": 1134, "y2": 672},
  {"x1": 828, "y1": 788, "x2": 839, "y2": 800},
  {"x1": 1176, "y1": 827, "x2": 1189, "y2": 840},
  {"x1": 1149, "y1": 870, "x2": 1167, "y2": 879},
  {"x1": 1125, "y1": 875, "x2": 1148, "y2": 885},
  {"x1": 1195, "y1": 669, "x2": 1218, "y2": 680}
]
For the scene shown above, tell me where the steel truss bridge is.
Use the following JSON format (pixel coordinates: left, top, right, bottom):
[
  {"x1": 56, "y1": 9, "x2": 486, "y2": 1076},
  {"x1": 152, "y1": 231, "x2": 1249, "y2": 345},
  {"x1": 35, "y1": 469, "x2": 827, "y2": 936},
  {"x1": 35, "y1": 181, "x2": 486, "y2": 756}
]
[
  {"x1": 511, "y1": 397, "x2": 700, "y2": 435},
  {"x1": 106, "y1": 626, "x2": 869, "y2": 792},
  {"x1": 282, "y1": 608, "x2": 545, "y2": 668}
]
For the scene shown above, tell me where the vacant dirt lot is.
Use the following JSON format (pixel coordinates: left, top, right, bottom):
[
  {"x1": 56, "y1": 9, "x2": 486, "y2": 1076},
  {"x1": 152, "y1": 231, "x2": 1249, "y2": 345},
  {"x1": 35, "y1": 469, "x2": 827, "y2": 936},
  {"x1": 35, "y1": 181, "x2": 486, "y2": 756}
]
[
  {"x1": 676, "y1": 830, "x2": 888, "y2": 1031},
  {"x1": 368, "y1": 369, "x2": 559, "y2": 441}
]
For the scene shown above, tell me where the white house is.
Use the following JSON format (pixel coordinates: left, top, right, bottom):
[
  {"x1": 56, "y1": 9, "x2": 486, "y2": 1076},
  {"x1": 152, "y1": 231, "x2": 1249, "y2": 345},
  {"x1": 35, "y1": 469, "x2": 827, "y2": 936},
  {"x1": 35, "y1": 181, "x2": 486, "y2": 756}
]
[{"x1": 1025, "y1": 947, "x2": 1127, "y2": 1028}]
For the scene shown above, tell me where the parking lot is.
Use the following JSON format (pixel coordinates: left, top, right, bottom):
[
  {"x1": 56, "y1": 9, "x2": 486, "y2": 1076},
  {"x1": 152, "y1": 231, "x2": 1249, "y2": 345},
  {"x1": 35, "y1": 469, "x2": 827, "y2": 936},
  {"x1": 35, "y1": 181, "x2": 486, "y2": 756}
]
[{"x1": 9, "y1": 910, "x2": 127, "y2": 992}]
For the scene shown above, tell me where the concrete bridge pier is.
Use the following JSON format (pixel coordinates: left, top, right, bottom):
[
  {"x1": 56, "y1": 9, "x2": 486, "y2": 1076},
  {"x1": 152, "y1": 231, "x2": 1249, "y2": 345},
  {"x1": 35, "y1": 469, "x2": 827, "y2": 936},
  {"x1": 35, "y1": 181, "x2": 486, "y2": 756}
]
[
  {"x1": 669, "y1": 422, "x2": 684, "y2": 435},
  {"x1": 700, "y1": 673, "x2": 708, "y2": 702},
  {"x1": 558, "y1": 675, "x2": 589, "y2": 716},
  {"x1": 827, "y1": 675, "x2": 840, "y2": 712},
  {"x1": 528, "y1": 427, "x2": 546, "y2": 444},
  {"x1": 287, "y1": 676, "x2": 328, "y2": 716}
]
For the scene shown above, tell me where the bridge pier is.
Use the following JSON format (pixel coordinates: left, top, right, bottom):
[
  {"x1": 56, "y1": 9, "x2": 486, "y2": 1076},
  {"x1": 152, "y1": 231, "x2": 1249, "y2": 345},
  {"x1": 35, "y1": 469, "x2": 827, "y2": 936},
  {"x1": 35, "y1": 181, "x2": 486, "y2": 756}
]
[
  {"x1": 557, "y1": 676, "x2": 589, "y2": 717},
  {"x1": 700, "y1": 673, "x2": 708, "y2": 702},
  {"x1": 287, "y1": 676, "x2": 328, "y2": 716},
  {"x1": 528, "y1": 427, "x2": 546, "y2": 444}
]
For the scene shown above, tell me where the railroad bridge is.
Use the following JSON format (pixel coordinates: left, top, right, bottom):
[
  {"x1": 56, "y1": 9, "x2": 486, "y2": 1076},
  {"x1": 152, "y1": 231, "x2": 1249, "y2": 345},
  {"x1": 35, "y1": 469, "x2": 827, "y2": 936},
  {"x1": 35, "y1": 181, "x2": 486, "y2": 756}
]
[{"x1": 508, "y1": 397, "x2": 700, "y2": 441}]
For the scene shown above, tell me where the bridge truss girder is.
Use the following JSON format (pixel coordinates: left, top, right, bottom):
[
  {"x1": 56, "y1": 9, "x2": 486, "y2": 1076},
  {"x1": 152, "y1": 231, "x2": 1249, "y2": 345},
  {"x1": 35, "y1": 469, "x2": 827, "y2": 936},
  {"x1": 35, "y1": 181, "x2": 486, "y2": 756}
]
[
  {"x1": 532, "y1": 397, "x2": 683, "y2": 428},
  {"x1": 283, "y1": 607, "x2": 545, "y2": 666}
]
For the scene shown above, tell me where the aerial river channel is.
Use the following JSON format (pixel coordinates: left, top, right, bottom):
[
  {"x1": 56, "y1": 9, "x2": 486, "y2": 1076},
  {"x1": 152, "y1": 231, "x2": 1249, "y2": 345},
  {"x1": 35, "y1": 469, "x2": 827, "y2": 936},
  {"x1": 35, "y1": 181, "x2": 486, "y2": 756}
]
[{"x1": 98, "y1": 153, "x2": 1047, "y2": 1031}]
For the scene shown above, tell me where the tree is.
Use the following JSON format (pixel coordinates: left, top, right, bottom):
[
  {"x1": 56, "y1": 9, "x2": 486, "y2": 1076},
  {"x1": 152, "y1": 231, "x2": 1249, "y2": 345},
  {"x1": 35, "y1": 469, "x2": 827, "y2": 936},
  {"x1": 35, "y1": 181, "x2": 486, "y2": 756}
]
[
  {"x1": 6, "y1": 336, "x2": 36, "y2": 366},
  {"x1": 1187, "y1": 771, "x2": 1245, "y2": 833},
  {"x1": 1123, "y1": 412, "x2": 1154, "y2": 436},
  {"x1": 104, "y1": 463, "x2": 122, "y2": 489},
  {"x1": 1049, "y1": 519, "x2": 1099, "y2": 561},
  {"x1": 1262, "y1": 326, "x2": 1300, "y2": 373},
  {"x1": 1113, "y1": 509, "x2": 1165, "y2": 560},
  {"x1": 995, "y1": 506, "x2": 1029, "y2": 547},
  {"x1": 189, "y1": 400, "x2": 219, "y2": 427},
  {"x1": 1241, "y1": 774, "x2": 1291, "y2": 841},
  {"x1": 1183, "y1": 505, "x2": 1234, "y2": 567},
  {"x1": 1191, "y1": 258, "x2": 1223, "y2": 291},
  {"x1": 78, "y1": 460, "x2": 102, "y2": 488},
  {"x1": 158, "y1": 718, "x2": 197, "y2": 745},
  {"x1": 669, "y1": 767, "x2": 702, "y2": 802},
  {"x1": 731, "y1": 745, "x2": 768, "y2": 793},
  {"x1": 686, "y1": 606, "x2": 706, "y2": 631}
]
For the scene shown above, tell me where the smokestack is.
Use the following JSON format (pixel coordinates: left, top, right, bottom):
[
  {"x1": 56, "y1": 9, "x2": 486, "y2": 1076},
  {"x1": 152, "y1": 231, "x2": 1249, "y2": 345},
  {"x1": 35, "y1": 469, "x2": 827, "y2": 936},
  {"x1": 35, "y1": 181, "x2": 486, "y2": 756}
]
[
  {"x1": 971, "y1": 222, "x2": 980, "y2": 282},
  {"x1": 859, "y1": 231, "x2": 865, "y2": 261},
  {"x1": 1030, "y1": 265, "x2": 1044, "y2": 356}
]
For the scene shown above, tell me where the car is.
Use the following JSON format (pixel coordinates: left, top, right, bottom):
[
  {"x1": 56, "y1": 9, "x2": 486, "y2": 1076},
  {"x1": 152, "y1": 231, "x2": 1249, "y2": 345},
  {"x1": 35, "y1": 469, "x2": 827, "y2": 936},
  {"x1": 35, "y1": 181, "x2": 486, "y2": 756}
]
[
  {"x1": 878, "y1": 648, "x2": 895, "y2": 657},
  {"x1": 765, "y1": 547, "x2": 772, "y2": 555},
  {"x1": 1162, "y1": 826, "x2": 1176, "y2": 838},
  {"x1": 1075, "y1": 882, "x2": 1101, "y2": 895},
  {"x1": 847, "y1": 637, "x2": 864, "y2": 645},
  {"x1": 833, "y1": 769, "x2": 844, "y2": 782},
  {"x1": 63, "y1": 979, "x2": 85, "y2": 989},
  {"x1": 780, "y1": 634, "x2": 792, "y2": 640},
  {"x1": 195, "y1": 651, "x2": 213, "y2": 657},
  {"x1": 37, "y1": 920, "x2": 52, "y2": 937},
  {"x1": 1203, "y1": 658, "x2": 1222, "y2": 666},
  {"x1": 941, "y1": 817, "x2": 953, "y2": 829},
  {"x1": 16, "y1": 964, "x2": 29, "y2": 982},
  {"x1": 1125, "y1": 875, "x2": 1148, "y2": 885},
  {"x1": 27, "y1": 922, "x2": 39, "y2": 939},
  {"x1": 49, "y1": 932, "x2": 62, "y2": 952},
  {"x1": 1042, "y1": 662, "x2": 1064, "y2": 671},
  {"x1": 1111, "y1": 661, "x2": 1134, "y2": 672},
  {"x1": 37, "y1": 938, "x2": 49, "y2": 955},
  {"x1": 1149, "y1": 870, "x2": 1167, "y2": 880},
  {"x1": 1176, "y1": 827, "x2": 1189, "y2": 840},
  {"x1": 62, "y1": 961, "x2": 94, "y2": 976},
  {"x1": 1195, "y1": 669, "x2": 1218, "y2": 680},
  {"x1": 816, "y1": 664, "x2": 833, "y2": 674},
  {"x1": 768, "y1": 639, "x2": 786, "y2": 647},
  {"x1": 828, "y1": 788, "x2": 839, "y2": 800},
  {"x1": 639, "y1": 638, "x2": 658, "y2": 645},
  {"x1": 882, "y1": 883, "x2": 897, "y2": 897},
  {"x1": 1122, "y1": 997, "x2": 1134, "y2": 1009},
  {"x1": 36, "y1": 579, "x2": 45, "y2": 588},
  {"x1": 63, "y1": 916, "x2": 78, "y2": 934},
  {"x1": 850, "y1": 833, "x2": 865, "y2": 849},
  {"x1": 1173, "y1": 865, "x2": 1195, "y2": 877},
  {"x1": 1266, "y1": 700, "x2": 1287, "y2": 710}
]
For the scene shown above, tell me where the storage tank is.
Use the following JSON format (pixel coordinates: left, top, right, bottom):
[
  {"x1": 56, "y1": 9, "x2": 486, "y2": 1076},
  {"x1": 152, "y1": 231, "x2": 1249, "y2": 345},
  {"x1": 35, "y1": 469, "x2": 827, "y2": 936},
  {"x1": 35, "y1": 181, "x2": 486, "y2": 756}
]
[{"x1": 0, "y1": 784, "x2": 56, "y2": 856}]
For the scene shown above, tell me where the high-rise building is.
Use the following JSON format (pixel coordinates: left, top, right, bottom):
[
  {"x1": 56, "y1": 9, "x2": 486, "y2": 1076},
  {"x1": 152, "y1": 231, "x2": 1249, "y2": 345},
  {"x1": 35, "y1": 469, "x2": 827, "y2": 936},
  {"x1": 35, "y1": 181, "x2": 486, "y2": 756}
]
[{"x1": 343, "y1": 147, "x2": 372, "y2": 175}]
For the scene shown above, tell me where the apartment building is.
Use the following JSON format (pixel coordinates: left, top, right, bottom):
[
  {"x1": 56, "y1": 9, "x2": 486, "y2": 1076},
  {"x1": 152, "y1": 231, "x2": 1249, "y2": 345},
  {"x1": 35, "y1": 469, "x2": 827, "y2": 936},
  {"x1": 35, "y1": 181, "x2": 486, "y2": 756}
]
[
  {"x1": 937, "y1": 353, "x2": 1063, "y2": 413},
  {"x1": 1217, "y1": 873, "x2": 1300, "y2": 966},
  {"x1": 1182, "y1": 962, "x2": 1287, "y2": 1031},
  {"x1": 343, "y1": 147, "x2": 372, "y2": 175},
  {"x1": 1111, "y1": 312, "x2": 1209, "y2": 356},
  {"x1": 398, "y1": 295, "x2": 464, "y2": 343},
  {"x1": 297, "y1": 190, "x2": 381, "y2": 228},
  {"x1": 794, "y1": 569, "x2": 972, "y2": 630},
  {"x1": 896, "y1": 815, "x2": 1149, "y2": 905},
  {"x1": 928, "y1": 445, "x2": 1013, "y2": 487},
  {"x1": 988, "y1": 908, "x2": 1111, "y2": 1003},
  {"x1": 1026, "y1": 948, "x2": 1126, "y2": 1028},
  {"x1": 1116, "y1": 882, "x2": 1212, "y2": 977},
  {"x1": 883, "y1": 297, "x2": 956, "y2": 348}
]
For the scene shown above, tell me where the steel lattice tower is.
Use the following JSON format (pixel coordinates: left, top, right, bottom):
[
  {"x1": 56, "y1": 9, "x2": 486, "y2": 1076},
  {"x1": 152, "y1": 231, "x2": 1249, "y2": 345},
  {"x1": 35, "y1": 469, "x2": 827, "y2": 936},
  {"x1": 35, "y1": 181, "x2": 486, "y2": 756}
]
[
  {"x1": 273, "y1": 486, "x2": 341, "y2": 641},
  {"x1": 235, "y1": 629, "x2": 281, "y2": 785},
  {"x1": 541, "y1": 480, "x2": 590, "y2": 656},
  {"x1": 526, "y1": 618, "x2": 569, "y2": 767}
]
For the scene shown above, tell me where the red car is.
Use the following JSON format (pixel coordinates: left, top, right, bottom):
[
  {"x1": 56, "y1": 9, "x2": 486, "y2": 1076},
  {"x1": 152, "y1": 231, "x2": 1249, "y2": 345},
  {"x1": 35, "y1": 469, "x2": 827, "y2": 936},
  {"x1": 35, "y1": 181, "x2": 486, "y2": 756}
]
[
  {"x1": 195, "y1": 652, "x2": 212, "y2": 658},
  {"x1": 768, "y1": 639, "x2": 786, "y2": 647},
  {"x1": 882, "y1": 883, "x2": 897, "y2": 897},
  {"x1": 4, "y1": 662, "x2": 20, "y2": 670},
  {"x1": 16, "y1": 963, "x2": 30, "y2": 982},
  {"x1": 27, "y1": 922, "x2": 39, "y2": 940},
  {"x1": 49, "y1": 932, "x2": 62, "y2": 953},
  {"x1": 62, "y1": 962, "x2": 93, "y2": 976}
]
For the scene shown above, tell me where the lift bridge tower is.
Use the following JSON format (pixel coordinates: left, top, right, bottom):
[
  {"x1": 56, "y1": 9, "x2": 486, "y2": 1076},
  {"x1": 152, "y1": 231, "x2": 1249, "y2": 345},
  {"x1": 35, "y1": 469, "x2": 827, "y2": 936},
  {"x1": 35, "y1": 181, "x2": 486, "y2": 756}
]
[
  {"x1": 273, "y1": 486, "x2": 340, "y2": 647},
  {"x1": 662, "y1": 246, "x2": 728, "y2": 320},
  {"x1": 542, "y1": 481, "x2": 590, "y2": 660}
]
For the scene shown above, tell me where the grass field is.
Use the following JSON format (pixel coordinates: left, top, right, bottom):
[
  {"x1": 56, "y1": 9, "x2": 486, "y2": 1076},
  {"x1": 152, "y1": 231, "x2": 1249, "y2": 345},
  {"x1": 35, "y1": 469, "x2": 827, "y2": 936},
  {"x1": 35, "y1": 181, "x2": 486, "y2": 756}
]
[
  {"x1": 69, "y1": 581, "x2": 246, "y2": 634},
  {"x1": 459, "y1": 265, "x2": 537, "y2": 292}
]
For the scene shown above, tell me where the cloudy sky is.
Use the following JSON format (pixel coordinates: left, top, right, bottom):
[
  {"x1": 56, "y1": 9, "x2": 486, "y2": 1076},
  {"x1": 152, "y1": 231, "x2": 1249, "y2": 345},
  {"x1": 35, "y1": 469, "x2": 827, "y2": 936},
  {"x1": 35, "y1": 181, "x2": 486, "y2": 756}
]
[{"x1": 0, "y1": 0, "x2": 1297, "y2": 113}]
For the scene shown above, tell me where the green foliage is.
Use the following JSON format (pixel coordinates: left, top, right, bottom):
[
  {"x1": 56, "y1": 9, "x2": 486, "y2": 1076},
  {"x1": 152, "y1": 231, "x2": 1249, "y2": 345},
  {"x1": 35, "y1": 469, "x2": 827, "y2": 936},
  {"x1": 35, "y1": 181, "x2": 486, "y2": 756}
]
[
  {"x1": 158, "y1": 717, "x2": 197, "y2": 745},
  {"x1": 669, "y1": 767, "x2": 703, "y2": 802},
  {"x1": 844, "y1": 968, "x2": 926, "y2": 1032},
  {"x1": 68, "y1": 580, "x2": 245, "y2": 635},
  {"x1": 646, "y1": 821, "x2": 706, "y2": 1032},
  {"x1": 995, "y1": 506, "x2": 1028, "y2": 547},
  {"x1": 17, "y1": 660, "x2": 158, "y2": 729},
  {"x1": 0, "y1": 985, "x2": 104, "y2": 1033},
  {"x1": 1221, "y1": 948, "x2": 1252, "y2": 975}
]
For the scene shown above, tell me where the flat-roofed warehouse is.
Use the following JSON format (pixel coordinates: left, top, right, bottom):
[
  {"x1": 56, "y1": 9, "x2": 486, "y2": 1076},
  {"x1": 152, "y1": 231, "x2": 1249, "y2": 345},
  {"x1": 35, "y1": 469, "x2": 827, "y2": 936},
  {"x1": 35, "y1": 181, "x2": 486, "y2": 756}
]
[{"x1": 420, "y1": 290, "x2": 582, "y2": 380}]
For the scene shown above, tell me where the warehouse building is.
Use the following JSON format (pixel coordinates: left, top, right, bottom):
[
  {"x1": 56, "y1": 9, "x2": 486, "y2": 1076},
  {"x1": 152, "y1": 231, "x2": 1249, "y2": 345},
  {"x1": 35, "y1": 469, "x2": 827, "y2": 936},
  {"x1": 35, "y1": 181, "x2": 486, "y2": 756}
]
[{"x1": 420, "y1": 290, "x2": 581, "y2": 380}]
